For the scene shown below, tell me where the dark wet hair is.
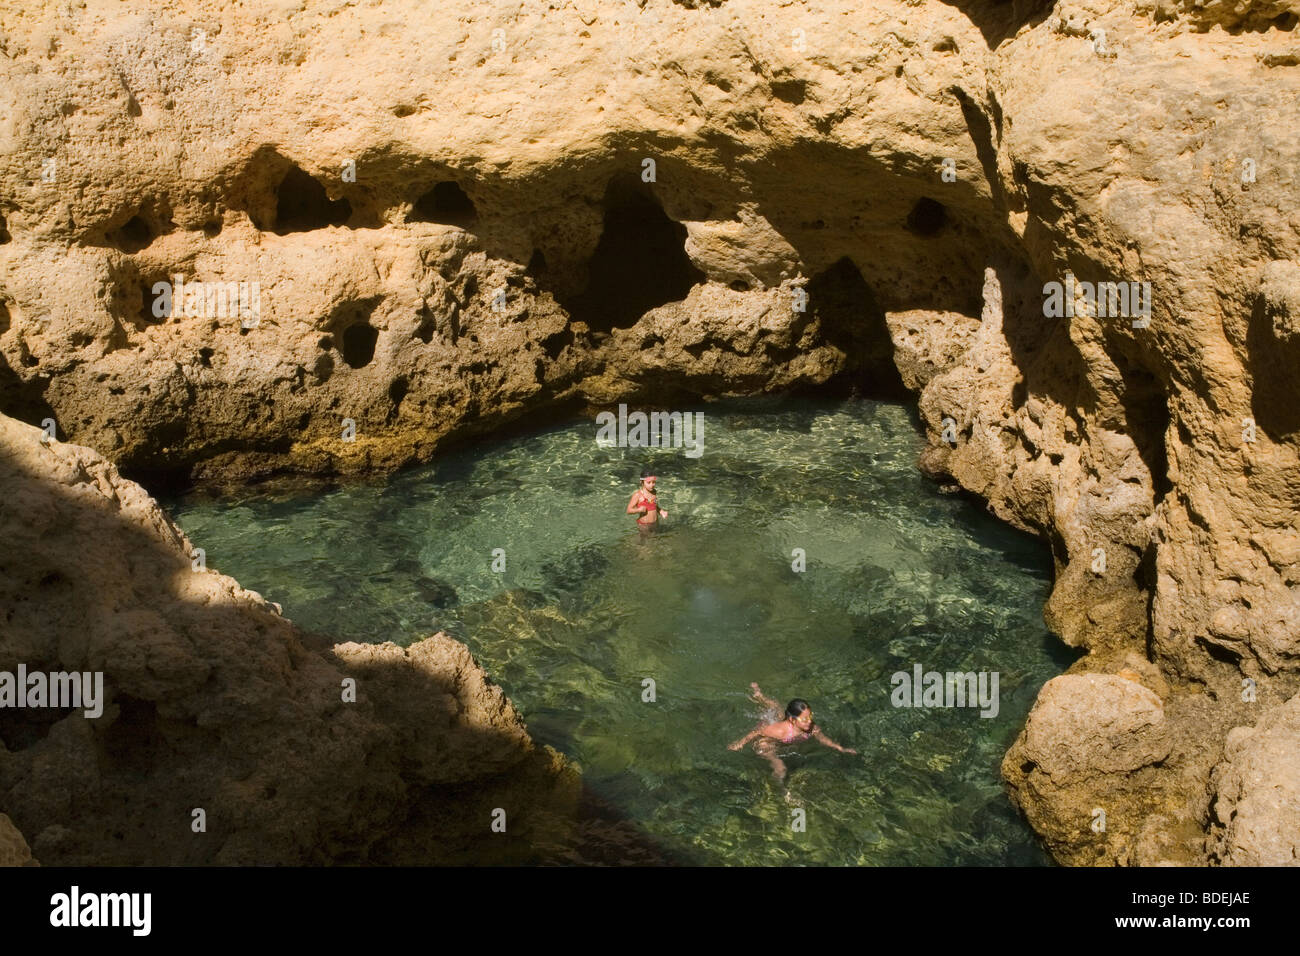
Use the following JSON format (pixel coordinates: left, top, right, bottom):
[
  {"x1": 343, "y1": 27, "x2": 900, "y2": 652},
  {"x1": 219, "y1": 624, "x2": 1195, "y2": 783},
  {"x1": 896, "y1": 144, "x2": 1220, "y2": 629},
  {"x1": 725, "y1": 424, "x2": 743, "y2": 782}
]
[
  {"x1": 786, "y1": 699, "x2": 810, "y2": 720},
  {"x1": 640, "y1": 467, "x2": 656, "y2": 479}
]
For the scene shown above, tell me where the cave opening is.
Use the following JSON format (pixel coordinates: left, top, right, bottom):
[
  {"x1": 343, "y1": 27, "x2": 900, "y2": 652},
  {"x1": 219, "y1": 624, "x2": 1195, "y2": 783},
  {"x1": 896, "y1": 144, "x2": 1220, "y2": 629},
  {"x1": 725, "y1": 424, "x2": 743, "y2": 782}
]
[
  {"x1": 807, "y1": 256, "x2": 908, "y2": 398},
  {"x1": 410, "y1": 181, "x2": 478, "y2": 227},
  {"x1": 559, "y1": 175, "x2": 705, "y2": 334},
  {"x1": 527, "y1": 248, "x2": 548, "y2": 277},
  {"x1": 274, "y1": 165, "x2": 352, "y2": 234},
  {"x1": 342, "y1": 322, "x2": 379, "y2": 369},
  {"x1": 906, "y1": 197, "x2": 948, "y2": 236},
  {"x1": 1116, "y1": 362, "x2": 1173, "y2": 506},
  {"x1": 107, "y1": 215, "x2": 155, "y2": 253}
]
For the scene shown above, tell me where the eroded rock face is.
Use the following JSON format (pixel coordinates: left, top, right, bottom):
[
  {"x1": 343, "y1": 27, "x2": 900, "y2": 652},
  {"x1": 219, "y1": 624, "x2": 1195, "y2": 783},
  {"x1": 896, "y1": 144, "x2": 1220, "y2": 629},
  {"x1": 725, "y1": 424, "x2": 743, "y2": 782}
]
[
  {"x1": 1208, "y1": 693, "x2": 1300, "y2": 866},
  {"x1": 0, "y1": 0, "x2": 1297, "y2": 864},
  {"x1": 1002, "y1": 672, "x2": 1176, "y2": 864}
]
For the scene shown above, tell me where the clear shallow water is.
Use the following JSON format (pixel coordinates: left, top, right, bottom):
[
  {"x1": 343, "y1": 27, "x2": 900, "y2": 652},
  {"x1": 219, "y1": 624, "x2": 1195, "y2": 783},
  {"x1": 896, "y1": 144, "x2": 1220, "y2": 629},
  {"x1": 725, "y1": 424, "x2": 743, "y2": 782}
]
[{"x1": 164, "y1": 397, "x2": 1073, "y2": 865}]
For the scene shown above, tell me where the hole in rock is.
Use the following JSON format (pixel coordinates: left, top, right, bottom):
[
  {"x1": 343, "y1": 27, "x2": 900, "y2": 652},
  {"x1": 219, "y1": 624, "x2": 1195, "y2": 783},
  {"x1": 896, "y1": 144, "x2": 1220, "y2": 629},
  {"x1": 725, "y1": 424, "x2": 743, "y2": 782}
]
[
  {"x1": 806, "y1": 256, "x2": 908, "y2": 398},
  {"x1": 906, "y1": 197, "x2": 948, "y2": 236},
  {"x1": 1196, "y1": 635, "x2": 1244, "y2": 666},
  {"x1": 1116, "y1": 362, "x2": 1172, "y2": 506},
  {"x1": 410, "y1": 181, "x2": 478, "y2": 227},
  {"x1": 341, "y1": 322, "x2": 379, "y2": 369},
  {"x1": 770, "y1": 78, "x2": 807, "y2": 105},
  {"x1": 136, "y1": 280, "x2": 168, "y2": 326},
  {"x1": 198, "y1": 347, "x2": 213, "y2": 368},
  {"x1": 1247, "y1": 288, "x2": 1300, "y2": 439},
  {"x1": 527, "y1": 248, "x2": 548, "y2": 276},
  {"x1": 388, "y1": 376, "x2": 409, "y2": 409},
  {"x1": 415, "y1": 307, "x2": 437, "y2": 344},
  {"x1": 0, "y1": 214, "x2": 10, "y2": 243},
  {"x1": 0, "y1": 693, "x2": 77, "y2": 750},
  {"x1": 107, "y1": 214, "x2": 154, "y2": 253},
  {"x1": 559, "y1": 175, "x2": 705, "y2": 333},
  {"x1": 103, "y1": 695, "x2": 163, "y2": 773},
  {"x1": 730, "y1": 279, "x2": 750, "y2": 292},
  {"x1": 274, "y1": 165, "x2": 352, "y2": 234},
  {"x1": 313, "y1": 352, "x2": 334, "y2": 383}
]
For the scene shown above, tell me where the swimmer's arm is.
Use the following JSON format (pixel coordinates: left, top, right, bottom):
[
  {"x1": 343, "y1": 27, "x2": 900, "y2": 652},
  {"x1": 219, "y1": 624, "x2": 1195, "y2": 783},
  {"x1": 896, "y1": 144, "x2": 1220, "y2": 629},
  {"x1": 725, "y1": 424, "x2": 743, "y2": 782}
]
[
  {"x1": 812, "y1": 727, "x2": 857, "y2": 754},
  {"x1": 626, "y1": 493, "x2": 649, "y2": 515},
  {"x1": 727, "y1": 728, "x2": 762, "y2": 751}
]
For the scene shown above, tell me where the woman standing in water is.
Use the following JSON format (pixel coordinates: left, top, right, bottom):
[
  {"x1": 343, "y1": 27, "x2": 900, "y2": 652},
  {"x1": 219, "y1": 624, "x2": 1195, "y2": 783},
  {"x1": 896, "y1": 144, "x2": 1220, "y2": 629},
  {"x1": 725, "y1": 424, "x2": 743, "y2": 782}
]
[
  {"x1": 728, "y1": 683, "x2": 857, "y2": 785},
  {"x1": 626, "y1": 467, "x2": 668, "y2": 530}
]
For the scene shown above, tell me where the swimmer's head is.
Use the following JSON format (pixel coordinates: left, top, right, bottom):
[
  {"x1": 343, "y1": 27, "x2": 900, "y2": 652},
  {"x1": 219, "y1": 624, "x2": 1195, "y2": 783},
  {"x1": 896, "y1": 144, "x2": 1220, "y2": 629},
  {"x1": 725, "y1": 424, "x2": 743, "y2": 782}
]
[
  {"x1": 786, "y1": 699, "x2": 813, "y2": 729},
  {"x1": 640, "y1": 467, "x2": 657, "y2": 490}
]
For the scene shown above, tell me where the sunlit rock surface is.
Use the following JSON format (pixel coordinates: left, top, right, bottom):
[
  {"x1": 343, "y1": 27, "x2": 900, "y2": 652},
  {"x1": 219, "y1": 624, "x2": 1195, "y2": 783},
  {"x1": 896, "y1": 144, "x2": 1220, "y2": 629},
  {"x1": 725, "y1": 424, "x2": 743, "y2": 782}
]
[{"x1": 1, "y1": 0, "x2": 1298, "y2": 864}]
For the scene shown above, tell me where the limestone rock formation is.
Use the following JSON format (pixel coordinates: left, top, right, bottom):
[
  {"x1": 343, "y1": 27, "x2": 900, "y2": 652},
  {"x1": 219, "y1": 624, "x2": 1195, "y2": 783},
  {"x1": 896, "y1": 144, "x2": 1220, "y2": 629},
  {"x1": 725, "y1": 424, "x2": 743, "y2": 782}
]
[
  {"x1": 1207, "y1": 692, "x2": 1300, "y2": 866},
  {"x1": 1002, "y1": 673, "x2": 1175, "y2": 864},
  {"x1": 0, "y1": 0, "x2": 1297, "y2": 864}
]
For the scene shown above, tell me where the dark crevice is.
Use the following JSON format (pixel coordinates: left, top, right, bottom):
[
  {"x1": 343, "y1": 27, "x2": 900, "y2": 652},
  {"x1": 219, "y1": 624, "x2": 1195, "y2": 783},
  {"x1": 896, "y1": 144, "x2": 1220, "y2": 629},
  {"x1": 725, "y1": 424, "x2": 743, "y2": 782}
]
[
  {"x1": 410, "y1": 181, "x2": 478, "y2": 227},
  {"x1": 106, "y1": 215, "x2": 154, "y2": 254},
  {"x1": 770, "y1": 78, "x2": 807, "y2": 105},
  {"x1": 101, "y1": 695, "x2": 163, "y2": 774},
  {"x1": 274, "y1": 165, "x2": 352, "y2": 234},
  {"x1": 526, "y1": 248, "x2": 548, "y2": 277},
  {"x1": 387, "y1": 376, "x2": 409, "y2": 421},
  {"x1": 342, "y1": 322, "x2": 379, "y2": 369},
  {"x1": 558, "y1": 174, "x2": 705, "y2": 334},
  {"x1": 935, "y1": 0, "x2": 1055, "y2": 48},
  {"x1": 1115, "y1": 361, "x2": 1173, "y2": 507},
  {"x1": 312, "y1": 352, "x2": 334, "y2": 384},
  {"x1": 906, "y1": 196, "x2": 948, "y2": 236},
  {"x1": 807, "y1": 256, "x2": 908, "y2": 398},
  {"x1": 1247, "y1": 288, "x2": 1300, "y2": 440}
]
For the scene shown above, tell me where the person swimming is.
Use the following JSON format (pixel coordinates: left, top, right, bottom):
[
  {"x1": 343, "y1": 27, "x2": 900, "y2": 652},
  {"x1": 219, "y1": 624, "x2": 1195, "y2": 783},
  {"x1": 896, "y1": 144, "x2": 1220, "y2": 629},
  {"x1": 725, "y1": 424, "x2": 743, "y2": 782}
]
[
  {"x1": 728, "y1": 682, "x2": 857, "y2": 785},
  {"x1": 626, "y1": 467, "x2": 668, "y2": 530}
]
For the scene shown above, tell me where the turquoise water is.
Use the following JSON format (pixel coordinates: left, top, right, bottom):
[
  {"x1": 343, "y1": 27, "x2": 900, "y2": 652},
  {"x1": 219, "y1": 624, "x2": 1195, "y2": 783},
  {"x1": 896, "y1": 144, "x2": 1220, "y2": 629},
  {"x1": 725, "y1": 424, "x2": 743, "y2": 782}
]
[{"x1": 164, "y1": 397, "x2": 1072, "y2": 865}]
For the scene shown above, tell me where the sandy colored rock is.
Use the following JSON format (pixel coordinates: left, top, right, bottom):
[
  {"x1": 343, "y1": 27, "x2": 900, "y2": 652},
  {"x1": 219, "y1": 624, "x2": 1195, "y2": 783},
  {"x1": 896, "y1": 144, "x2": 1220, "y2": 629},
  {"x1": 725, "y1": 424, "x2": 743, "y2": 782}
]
[
  {"x1": 1002, "y1": 674, "x2": 1173, "y2": 864},
  {"x1": 0, "y1": 0, "x2": 1297, "y2": 865},
  {"x1": 1207, "y1": 692, "x2": 1300, "y2": 866}
]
